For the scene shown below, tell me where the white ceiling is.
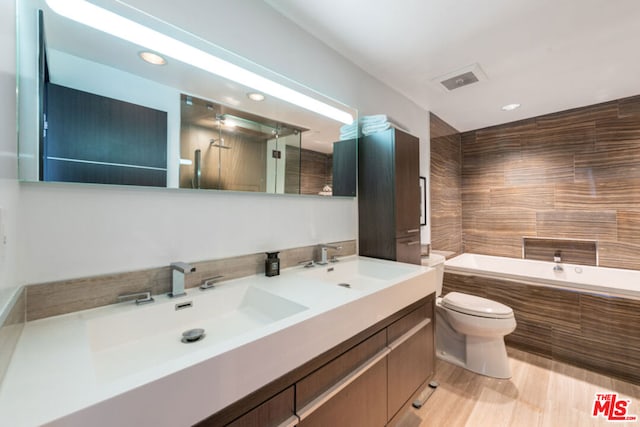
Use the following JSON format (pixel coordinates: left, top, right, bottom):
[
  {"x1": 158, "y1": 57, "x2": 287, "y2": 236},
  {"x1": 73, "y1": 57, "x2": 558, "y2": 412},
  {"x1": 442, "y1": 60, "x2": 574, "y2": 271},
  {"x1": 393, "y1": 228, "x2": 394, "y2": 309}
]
[{"x1": 266, "y1": 0, "x2": 640, "y2": 132}]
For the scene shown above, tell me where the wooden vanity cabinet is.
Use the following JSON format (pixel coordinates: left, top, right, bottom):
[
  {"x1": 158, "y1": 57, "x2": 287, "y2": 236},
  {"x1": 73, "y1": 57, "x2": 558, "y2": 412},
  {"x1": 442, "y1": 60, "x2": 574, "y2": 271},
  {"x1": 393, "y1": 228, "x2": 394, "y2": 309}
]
[
  {"x1": 225, "y1": 387, "x2": 296, "y2": 427},
  {"x1": 296, "y1": 330, "x2": 388, "y2": 426},
  {"x1": 197, "y1": 294, "x2": 435, "y2": 427},
  {"x1": 359, "y1": 128, "x2": 421, "y2": 265},
  {"x1": 387, "y1": 300, "x2": 434, "y2": 423}
]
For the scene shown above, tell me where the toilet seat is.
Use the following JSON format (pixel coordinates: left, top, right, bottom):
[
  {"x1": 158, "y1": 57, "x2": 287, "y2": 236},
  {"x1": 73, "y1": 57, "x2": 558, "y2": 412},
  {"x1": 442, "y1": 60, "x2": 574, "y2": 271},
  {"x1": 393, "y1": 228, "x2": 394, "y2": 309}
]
[{"x1": 442, "y1": 292, "x2": 513, "y2": 319}]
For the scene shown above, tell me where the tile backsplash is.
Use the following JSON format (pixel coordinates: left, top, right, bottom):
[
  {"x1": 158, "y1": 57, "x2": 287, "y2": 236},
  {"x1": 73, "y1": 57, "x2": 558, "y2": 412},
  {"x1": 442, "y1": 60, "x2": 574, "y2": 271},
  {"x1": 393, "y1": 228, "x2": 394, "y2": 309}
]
[{"x1": 26, "y1": 240, "x2": 356, "y2": 321}]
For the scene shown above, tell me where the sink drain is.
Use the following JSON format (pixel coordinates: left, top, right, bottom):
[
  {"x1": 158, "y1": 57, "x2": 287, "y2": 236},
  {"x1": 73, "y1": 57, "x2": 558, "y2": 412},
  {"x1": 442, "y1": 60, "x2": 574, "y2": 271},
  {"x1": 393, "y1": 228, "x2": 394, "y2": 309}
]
[
  {"x1": 182, "y1": 328, "x2": 205, "y2": 343},
  {"x1": 338, "y1": 283, "x2": 351, "y2": 288}
]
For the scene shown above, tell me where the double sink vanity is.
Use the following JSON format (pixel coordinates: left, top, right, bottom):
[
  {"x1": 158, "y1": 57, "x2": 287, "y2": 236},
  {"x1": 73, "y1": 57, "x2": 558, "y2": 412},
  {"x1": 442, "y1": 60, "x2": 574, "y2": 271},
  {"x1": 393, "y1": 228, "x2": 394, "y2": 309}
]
[{"x1": 0, "y1": 256, "x2": 437, "y2": 426}]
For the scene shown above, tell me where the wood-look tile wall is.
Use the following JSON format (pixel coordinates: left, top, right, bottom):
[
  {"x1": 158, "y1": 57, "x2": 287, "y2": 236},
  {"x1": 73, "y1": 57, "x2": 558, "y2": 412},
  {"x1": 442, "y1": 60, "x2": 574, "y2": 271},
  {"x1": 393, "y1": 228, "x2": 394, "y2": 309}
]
[
  {"x1": 429, "y1": 113, "x2": 463, "y2": 255},
  {"x1": 285, "y1": 146, "x2": 333, "y2": 195},
  {"x1": 459, "y1": 94, "x2": 640, "y2": 269},
  {"x1": 443, "y1": 272, "x2": 640, "y2": 385},
  {"x1": 26, "y1": 240, "x2": 356, "y2": 321}
]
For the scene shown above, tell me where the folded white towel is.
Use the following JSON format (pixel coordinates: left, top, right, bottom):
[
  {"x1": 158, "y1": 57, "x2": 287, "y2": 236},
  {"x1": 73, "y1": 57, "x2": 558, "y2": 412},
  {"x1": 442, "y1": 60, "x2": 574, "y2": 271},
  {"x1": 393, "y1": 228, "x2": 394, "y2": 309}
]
[
  {"x1": 340, "y1": 122, "x2": 358, "y2": 133},
  {"x1": 360, "y1": 114, "x2": 387, "y2": 124},
  {"x1": 362, "y1": 122, "x2": 392, "y2": 135},
  {"x1": 363, "y1": 121, "x2": 390, "y2": 132}
]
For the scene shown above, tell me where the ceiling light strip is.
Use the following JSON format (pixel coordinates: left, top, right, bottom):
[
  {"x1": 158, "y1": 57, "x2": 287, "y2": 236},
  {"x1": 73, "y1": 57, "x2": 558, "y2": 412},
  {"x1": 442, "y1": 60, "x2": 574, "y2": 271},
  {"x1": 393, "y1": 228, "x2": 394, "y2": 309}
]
[{"x1": 45, "y1": 0, "x2": 354, "y2": 124}]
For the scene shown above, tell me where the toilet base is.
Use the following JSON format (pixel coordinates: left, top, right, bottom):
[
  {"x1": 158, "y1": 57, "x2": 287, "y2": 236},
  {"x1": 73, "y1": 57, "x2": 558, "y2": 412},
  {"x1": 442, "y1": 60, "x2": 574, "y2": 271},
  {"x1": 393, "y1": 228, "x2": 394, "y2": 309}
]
[
  {"x1": 436, "y1": 336, "x2": 512, "y2": 379},
  {"x1": 436, "y1": 310, "x2": 513, "y2": 379}
]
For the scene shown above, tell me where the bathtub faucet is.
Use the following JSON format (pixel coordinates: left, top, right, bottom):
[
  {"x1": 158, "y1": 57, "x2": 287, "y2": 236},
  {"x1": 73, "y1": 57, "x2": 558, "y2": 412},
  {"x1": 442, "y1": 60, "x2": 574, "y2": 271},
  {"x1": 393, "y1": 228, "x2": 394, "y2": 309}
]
[{"x1": 553, "y1": 251, "x2": 563, "y2": 272}]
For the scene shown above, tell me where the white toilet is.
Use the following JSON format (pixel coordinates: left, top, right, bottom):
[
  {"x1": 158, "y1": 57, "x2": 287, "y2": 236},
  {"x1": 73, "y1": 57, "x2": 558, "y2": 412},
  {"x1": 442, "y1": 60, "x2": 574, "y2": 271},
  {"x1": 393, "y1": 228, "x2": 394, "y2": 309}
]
[{"x1": 425, "y1": 254, "x2": 516, "y2": 379}]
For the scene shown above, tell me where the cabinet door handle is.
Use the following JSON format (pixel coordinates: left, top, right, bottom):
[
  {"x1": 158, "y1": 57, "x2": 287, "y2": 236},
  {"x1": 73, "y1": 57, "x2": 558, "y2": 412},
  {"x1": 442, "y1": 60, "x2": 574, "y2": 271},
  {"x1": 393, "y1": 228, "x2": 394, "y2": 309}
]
[
  {"x1": 407, "y1": 229, "x2": 420, "y2": 233},
  {"x1": 403, "y1": 241, "x2": 420, "y2": 246},
  {"x1": 297, "y1": 347, "x2": 390, "y2": 421},
  {"x1": 388, "y1": 318, "x2": 431, "y2": 351}
]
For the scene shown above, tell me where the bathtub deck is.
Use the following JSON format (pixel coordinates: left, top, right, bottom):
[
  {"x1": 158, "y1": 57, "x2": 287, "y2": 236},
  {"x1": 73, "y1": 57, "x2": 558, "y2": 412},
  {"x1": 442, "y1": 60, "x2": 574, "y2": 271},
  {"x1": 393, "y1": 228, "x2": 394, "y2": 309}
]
[{"x1": 400, "y1": 347, "x2": 640, "y2": 427}]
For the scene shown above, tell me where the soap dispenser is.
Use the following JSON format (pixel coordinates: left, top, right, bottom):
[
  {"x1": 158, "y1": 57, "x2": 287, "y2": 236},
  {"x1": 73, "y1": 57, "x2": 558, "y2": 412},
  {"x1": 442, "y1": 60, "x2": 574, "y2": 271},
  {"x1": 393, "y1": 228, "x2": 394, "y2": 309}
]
[{"x1": 265, "y1": 251, "x2": 280, "y2": 277}]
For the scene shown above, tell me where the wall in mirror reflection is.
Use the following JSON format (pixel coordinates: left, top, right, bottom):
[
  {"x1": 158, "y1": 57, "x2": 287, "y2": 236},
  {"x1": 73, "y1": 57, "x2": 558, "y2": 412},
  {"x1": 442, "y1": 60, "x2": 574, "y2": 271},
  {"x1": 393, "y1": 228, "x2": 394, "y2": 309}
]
[{"x1": 17, "y1": 0, "x2": 358, "y2": 197}]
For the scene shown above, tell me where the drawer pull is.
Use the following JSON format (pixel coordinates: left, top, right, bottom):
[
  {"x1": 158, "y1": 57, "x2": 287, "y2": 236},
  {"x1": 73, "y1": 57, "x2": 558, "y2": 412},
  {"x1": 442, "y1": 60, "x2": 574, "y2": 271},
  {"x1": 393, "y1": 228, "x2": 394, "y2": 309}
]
[
  {"x1": 276, "y1": 414, "x2": 300, "y2": 427},
  {"x1": 297, "y1": 348, "x2": 390, "y2": 421},
  {"x1": 388, "y1": 318, "x2": 431, "y2": 351},
  {"x1": 407, "y1": 229, "x2": 420, "y2": 233},
  {"x1": 403, "y1": 241, "x2": 420, "y2": 246}
]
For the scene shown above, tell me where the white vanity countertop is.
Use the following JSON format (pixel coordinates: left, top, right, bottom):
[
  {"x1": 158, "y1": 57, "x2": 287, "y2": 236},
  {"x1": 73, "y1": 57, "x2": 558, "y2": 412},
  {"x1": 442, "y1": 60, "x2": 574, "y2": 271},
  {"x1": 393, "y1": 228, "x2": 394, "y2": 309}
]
[{"x1": 0, "y1": 256, "x2": 436, "y2": 427}]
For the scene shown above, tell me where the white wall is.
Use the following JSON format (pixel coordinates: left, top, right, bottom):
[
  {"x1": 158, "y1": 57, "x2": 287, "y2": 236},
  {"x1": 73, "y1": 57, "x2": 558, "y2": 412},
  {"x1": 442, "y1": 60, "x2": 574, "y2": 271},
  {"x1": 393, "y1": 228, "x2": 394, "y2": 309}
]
[
  {"x1": 15, "y1": 0, "x2": 431, "y2": 285},
  {"x1": 123, "y1": 0, "x2": 432, "y2": 240},
  {"x1": 0, "y1": 0, "x2": 19, "y2": 297}
]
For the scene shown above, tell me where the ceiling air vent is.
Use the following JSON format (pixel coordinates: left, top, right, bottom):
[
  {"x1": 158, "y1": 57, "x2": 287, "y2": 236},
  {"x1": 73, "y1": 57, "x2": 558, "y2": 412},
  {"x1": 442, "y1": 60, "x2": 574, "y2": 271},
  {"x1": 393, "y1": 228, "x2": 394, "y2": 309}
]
[{"x1": 432, "y1": 63, "x2": 488, "y2": 92}]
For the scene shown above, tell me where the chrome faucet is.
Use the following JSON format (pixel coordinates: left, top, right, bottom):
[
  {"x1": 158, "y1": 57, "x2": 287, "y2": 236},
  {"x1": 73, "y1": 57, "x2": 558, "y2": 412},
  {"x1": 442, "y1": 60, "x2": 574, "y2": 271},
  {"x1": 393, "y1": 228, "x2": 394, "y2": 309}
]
[
  {"x1": 553, "y1": 251, "x2": 564, "y2": 272},
  {"x1": 169, "y1": 262, "x2": 196, "y2": 297},
  {"x1": 118, "y1": 291, "x2": 154, "y2": 305},
  {"x1": 317, "y1": 244, "x2": 342, "y2": 265},
  {"x1": 200, "y1": 275, "x2": 224, "y2": 290}
]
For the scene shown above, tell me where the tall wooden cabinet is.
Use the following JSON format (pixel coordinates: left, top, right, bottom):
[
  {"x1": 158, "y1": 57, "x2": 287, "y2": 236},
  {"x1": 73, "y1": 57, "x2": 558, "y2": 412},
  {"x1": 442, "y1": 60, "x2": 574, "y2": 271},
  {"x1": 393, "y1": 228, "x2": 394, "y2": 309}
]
[{"x1": 359, "y1": 128, "x2": 421, "y2": 265}]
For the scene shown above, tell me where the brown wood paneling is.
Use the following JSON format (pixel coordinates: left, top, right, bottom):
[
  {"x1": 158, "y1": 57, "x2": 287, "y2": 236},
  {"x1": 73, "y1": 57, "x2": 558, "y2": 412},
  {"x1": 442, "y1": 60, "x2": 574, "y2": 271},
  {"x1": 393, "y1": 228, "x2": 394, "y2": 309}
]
[
  {"x1": 462, "y1": 153, "x2": 505, "y2": 189},
  {"x1": 299, "y1": 147, "x2": 332, "y2": 195},
  {"x1": 618, "y1": 94, "x2": 640, "y2": 118},
  {"x1": 523, "y1": 238, "x2": 597, "y2": 266},
  {"x1": 617, "y1": 211, "x2": 640, "y2": 244},
  {"x1": 598, "y1": 241, "x2": 640, "y2": 270},
  {"x1": 536, "y1": 210, "x2": 617, "y2": 241},
  {"x1": 504, "y1": 156, "x2": 575, "y2": 186},
  {"x1": 523, "y1": 122, "x2": 596, "y2": 156},
  {"x1": 575, "y1": 149, "x2": 640, "y2": 183},
  {"x1": 555, "y1": 180, "x2": 640, "y2": 210},
  {"x1": 463, "y1": 233, "x2": 524, "y2": 258},
  {"x1": 465, "y1": 209, "x2": 536, "y2": 256},
  {"x1": 595, "y1": 116, "x2": 640, "y2": 151},
  {"x1": 490, "y1": 185, "x2": 554, "y2": 211},
  {"x1": 451, "y1": 95, "x2": 640, "y2": 270},
  {"x1": 430, "y1": 112, "x2": 459, "y2": 139}
]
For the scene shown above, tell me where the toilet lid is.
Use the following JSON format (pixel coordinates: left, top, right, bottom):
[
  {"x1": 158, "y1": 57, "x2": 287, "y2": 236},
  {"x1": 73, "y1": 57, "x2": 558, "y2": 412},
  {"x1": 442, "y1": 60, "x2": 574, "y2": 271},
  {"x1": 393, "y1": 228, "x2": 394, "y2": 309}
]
[{"x1": 442, "y1": 292, "x2": 514, "y2": 319}]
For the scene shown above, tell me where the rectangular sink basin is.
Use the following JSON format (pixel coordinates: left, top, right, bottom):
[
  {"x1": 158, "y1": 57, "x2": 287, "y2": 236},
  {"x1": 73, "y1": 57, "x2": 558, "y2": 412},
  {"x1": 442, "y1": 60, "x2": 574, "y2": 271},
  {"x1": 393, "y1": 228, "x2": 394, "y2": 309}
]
[
  {"x1": 86, "y1": 284, "x2": 307, "y2": 381},
  {"x1": 296, "y1": 257, "x2": 417, "y2": 291}
]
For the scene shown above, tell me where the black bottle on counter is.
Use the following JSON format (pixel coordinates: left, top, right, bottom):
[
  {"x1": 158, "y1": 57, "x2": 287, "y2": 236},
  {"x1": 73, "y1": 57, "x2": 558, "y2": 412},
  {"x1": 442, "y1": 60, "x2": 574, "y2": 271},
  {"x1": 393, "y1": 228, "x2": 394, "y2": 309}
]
[{"x1": 265, "y1": 251, "x2": 280, "y2": 277}]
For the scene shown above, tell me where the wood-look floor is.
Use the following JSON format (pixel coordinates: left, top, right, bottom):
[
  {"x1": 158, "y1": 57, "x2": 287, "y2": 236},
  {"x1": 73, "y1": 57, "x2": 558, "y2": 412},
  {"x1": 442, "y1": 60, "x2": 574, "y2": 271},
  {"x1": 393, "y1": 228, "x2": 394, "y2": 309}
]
[{"x1": 398, "y1": 347, "x2": 640, "y2": 427}]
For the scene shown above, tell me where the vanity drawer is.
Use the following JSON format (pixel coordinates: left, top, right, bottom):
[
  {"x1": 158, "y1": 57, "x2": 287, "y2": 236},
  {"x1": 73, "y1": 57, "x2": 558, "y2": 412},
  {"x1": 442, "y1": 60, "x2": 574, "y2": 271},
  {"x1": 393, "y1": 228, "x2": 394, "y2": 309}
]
[
  {"x1": 296, "y1": 329, "x2": 387, "y2": 410},
  {"x1": 387, "y1": 298, "x2": 432, "y2": 344},
  {"x1": 226, "y1": 386, "x2": 295, "y2": 427}
]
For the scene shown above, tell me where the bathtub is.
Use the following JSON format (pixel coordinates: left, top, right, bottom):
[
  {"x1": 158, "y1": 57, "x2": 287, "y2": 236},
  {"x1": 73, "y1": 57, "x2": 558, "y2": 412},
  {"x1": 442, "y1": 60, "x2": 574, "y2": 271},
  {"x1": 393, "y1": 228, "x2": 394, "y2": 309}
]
[{"x1": 445, "y1": 253, "x2": 640, "y2": 300}]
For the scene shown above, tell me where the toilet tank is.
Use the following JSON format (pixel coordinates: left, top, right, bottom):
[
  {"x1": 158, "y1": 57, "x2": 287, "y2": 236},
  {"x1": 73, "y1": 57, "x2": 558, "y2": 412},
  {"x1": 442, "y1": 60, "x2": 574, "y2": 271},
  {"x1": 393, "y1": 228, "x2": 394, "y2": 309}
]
[{"x1": 422, "y1": 253, "x2": 446, "y2": 296}]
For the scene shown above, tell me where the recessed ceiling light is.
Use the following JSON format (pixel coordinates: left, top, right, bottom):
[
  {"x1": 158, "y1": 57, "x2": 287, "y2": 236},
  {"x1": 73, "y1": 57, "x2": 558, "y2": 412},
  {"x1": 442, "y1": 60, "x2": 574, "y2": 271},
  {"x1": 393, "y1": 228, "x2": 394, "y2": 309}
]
[
  {"x1": 247, "y1": 92, "x2": 265, "y2": 102},
  {"x1": 501, "y1": 103, "x2": 521, "y2": 111},
  {"x1": 139, "y1": 51, "x2": 166, "y2": 65}
]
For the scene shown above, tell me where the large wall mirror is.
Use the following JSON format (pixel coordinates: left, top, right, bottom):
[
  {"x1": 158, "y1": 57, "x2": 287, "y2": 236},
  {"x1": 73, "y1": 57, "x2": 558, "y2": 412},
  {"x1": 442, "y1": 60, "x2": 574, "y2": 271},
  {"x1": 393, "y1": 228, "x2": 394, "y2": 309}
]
[{"x1": 17, "y1": 0, "x2": 358, "y2": 197}]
